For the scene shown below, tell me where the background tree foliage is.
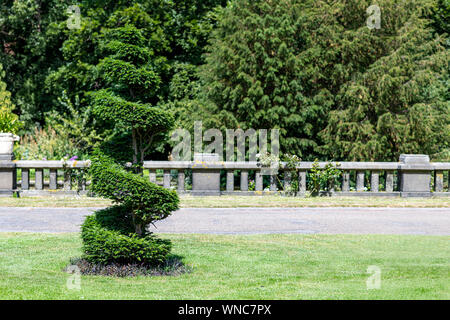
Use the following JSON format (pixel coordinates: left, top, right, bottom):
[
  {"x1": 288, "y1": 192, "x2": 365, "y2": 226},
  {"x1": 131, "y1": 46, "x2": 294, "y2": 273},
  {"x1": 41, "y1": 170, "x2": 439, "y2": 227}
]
[
  {"x1": 1, "y1": 0, "x2": 225, "y2": 159},
  {"x1": 199, "y1": 0, "x2": 449, "y2": 161},
  {"x1": 319, "y1": 0, "x2": 449, "y2": 161},
  {"x1": 431, "y1": 0, "x2": 450, "y2": 36},
  {"x1": 0, "y1": 63, "x2": 22, "y2": 133},
  {"x1": 1, "y1": 0, "x2": 449, "y2": 161},
  {"x1": 200, "y1": 0, "x2": 320, "y2": 159},
  {"x1": 0, "y1": 0, "x2": 70, "y2": 125}
]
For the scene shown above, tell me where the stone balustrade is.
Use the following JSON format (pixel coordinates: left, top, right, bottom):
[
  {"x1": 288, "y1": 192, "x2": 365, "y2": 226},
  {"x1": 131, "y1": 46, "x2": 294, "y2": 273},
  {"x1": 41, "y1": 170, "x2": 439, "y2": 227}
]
[
  {"x1": 0, "y1": 160, "x2": 91, "y2": 196},
  {"x1": 144, "y1": 154, "x2": 450, "y2": 197},
  {"x1": 0, "y1": 155, "x2": 448, "y2": 197}
]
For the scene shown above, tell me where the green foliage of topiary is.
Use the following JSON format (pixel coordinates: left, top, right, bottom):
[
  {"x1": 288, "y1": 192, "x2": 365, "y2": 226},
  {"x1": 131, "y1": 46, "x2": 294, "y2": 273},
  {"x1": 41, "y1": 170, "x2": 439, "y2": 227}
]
[
  {"x1": 81, "y1": 206, "x2": 172, "y2": 265},
  {"x1": 81, "y1": 151, "x2": 179, "y2": 266},
  {"x1": 98, "y1": 131, "x2": 134, "y2": 165},
  {"x1": 89, "y1": 24, "x2": 176, "y2": 165},
  {"x1": 91, "y1": 204, "x2": 136, "y2": 235},
  {"x1": 100, "y1": 58, "x2": 160, "y2": 93},
  {"x1": 76, "y1": 17, "x2": 182, "y2": 269},
  {"x1": 89, "y1": 89, "x2": 173, "y2": 132},
  {"x1": 89, "y1": 151, "x2": 179, "y2": 236}
]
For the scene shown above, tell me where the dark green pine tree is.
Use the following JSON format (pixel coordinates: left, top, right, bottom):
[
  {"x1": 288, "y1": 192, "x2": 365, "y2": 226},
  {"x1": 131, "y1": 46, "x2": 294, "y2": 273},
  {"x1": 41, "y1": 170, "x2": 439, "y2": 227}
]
[
  {"x1": 320, "y1": 0, "x2": 449, "y2": 161},
  {"x1": 200, "y1": 0, "x2": 449, "y2": 161},
  {"x1": 89, "y1": 25, "x2": 174, "y2": 167},
  {"x1": 430, "y1": 0, "x2": 450, "y2": 36},
  {"x1": 200, "y1": 0, "x2": 320, "y2": 159}
]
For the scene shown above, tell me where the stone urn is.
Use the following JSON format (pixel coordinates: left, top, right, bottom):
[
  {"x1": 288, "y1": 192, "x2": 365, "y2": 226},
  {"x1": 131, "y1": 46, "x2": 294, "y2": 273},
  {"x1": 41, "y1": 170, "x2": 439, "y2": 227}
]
[{"x1": 0, "y1": 133, "x2": 20, "y2": 160}]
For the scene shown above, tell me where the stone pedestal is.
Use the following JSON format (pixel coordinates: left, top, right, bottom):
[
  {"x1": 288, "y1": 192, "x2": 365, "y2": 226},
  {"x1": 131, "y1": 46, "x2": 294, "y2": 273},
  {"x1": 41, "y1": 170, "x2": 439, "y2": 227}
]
[
  {"x1": 0, "y1": 133, "x2": 19, "y2": 196},
  {"x1": 399, "y1": 154, "x2": 432, "y2": 197},
  {"x1": 0, "y1": 161, "x2": 16, "y2": 196},
  {"x1": 192, "y1": 153, "x2": 221, "y2": 196}
]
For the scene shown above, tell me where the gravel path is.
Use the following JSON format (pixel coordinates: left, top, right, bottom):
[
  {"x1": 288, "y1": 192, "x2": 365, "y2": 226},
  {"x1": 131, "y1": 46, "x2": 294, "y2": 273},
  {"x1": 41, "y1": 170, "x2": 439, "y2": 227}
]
[{"x1": 0, "y1": 207, "x2": 449, "y2": 235}]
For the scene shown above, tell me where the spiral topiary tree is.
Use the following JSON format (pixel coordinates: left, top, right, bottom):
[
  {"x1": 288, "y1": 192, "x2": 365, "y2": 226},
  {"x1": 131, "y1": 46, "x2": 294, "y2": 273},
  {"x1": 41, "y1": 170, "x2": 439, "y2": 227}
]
[
  {"x1": 89, "y1": 25, "x2": 174, "y2": 167},
  {"x1": 81, "y1": 151, "x2": 179, "y2": 265},
  {"x1": 81, "y1": 25, "x2": 179, "y2": 266}
]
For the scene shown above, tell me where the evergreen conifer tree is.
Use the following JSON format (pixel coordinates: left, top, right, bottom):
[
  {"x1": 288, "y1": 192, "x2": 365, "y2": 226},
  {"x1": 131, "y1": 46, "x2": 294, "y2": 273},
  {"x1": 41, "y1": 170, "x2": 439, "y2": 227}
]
[{"x1": 200, "y1": 0, "x2": 449, "y2": 161}]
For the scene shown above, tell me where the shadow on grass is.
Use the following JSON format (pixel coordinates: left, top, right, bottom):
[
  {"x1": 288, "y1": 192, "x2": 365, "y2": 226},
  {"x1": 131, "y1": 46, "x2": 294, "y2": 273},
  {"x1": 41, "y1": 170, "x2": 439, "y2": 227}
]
[{"x1": 65, "y1": 254, "x2": 192, "y2": 277}]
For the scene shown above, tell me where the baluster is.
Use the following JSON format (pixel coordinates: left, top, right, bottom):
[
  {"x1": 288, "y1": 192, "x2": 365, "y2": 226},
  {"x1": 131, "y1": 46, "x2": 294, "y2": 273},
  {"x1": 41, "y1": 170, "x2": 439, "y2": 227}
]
[
  {"x1": 342, "y1": 171, "x2": 350, "y2": 192},
  {"x1": 255, "y1": 170, "x2": 263, "y2": 192},
  {"x1": 177, "y1": 170, "x2": 185, "y2": 192},
  {"x1": 49, "y1": 169, "x2": 57, "y2": 190},
  {"x1": 371, "y1": 170, "x2": 380, "y2": 192},
  {"x1": 163, "y1": 170, "x2": 171, "y2": 189},
  {"x1": 78, "y1": 169, "x2": 86, "y2": 191},
  {"x1": 226, "y1": 170, "x2": 234, "y2": 192},
  {"x1": 13, "y1": 168, "x2": 17, "y2": 190},
  {"x1": 270, "y1": 174, "x2": 277, "y2": 191},
  {"x1": 240, "y1": 170, "x2": 248, "y2": 191},
  {"x1": 298, "y1": 170, "x2": 306, "y2": 194},
  {"x1": 284, "y1": 170, "x2": 292, "y2": 192},
  {"x1": 35, "y1": 169, "x2": 44, "y2": 190},
  {"x1": 64, "y1": 169, "x2": 72, "y2": 191},
  {"x1": 447, "y1": 171, "x2": 450, "y2": 192},
  {"x1": 82, "y1": 172, "x2": 87, "y2": 190},
  {"x1": 149, "y1": 170, "x2": 157, "y2": 184},
  {"x1": 385, "y1": 171, "x2": 394, "y2": 192},
  {"x1": 434, "y1": 170, "x2": 444, "y2": 192},
  {"x1": 21, "y1": 169, "x2": 29, "y2": 190},
  {"x1": 356, "y1": 171, "x2": 365, "y2": 192}
]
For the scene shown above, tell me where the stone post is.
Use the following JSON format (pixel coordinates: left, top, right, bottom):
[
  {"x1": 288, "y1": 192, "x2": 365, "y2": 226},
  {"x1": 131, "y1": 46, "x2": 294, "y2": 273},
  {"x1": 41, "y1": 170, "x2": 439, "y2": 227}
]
[
  {"x1": 0, "y1": 133, "x2": 19, "y2": 196},
  {"x1": 297, "y1": 170, "x2": 307, "y2": 195},
  {"x1": 255, "y1": 171, "x2": 263, "y2": 192},
  {"x1": 398, "y1": 154, "x2": 432, "y2": 197},
  {"x1": 192, "y1": 153, "x2": 221, "y2": 196},
  {"x1": 434, "y1": 171, "x2": 444, "y2": 193},
  {"x1": 283, "y1": 170, "x2": 292, "y2": 193},
  {"x1": 385, "y1": 171, "x2": 394, "y2": 192},
  {"x1": 356, "y1": 171, "x2": 365, "y2": 192},
  {"x1": 226, "y1": 170, "x2": 234, "y2": 192},
  {"x1": 371, "y1": 171, "x2": 380, "y2": 192},
  {"x1": 240, "y1": 170, "x2": 249, "y2": 191},
  {"x1": 177, "y1": 170, "x2": 185, "y2": 193},
  {"x1": 342, "y1": 171, "x2": 350, "y2": 192}
]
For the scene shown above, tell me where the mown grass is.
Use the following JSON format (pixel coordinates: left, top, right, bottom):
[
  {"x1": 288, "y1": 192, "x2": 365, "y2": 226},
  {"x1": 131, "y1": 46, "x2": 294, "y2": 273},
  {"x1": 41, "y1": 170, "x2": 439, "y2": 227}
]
[
  {"x1": 2, "y1": 195, "x2": 449, "y2": 208},
  {"x1": 178, "y1": 195, "x2": 449, "y2": 208},
  {"x1": 0, "y1": 233, "x2": 448, "y2": 299}
]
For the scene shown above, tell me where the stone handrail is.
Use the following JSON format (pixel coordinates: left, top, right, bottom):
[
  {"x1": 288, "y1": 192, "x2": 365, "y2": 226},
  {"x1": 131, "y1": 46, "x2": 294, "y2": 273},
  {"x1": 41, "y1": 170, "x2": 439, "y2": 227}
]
[
  {"x1": 144, "y1": 161, "x2": 450, "y2": 170},
  {"x1": 15, "y1": 160, "x2": 90, "y2": 169}
]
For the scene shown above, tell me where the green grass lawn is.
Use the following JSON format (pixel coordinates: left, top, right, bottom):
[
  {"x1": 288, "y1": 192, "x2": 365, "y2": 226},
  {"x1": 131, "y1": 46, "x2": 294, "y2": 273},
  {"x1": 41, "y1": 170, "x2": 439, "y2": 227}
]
[
  {"x1": 2, "y1": 195, "x2": 449, "y2": 208},
  {"x1": 0, "y1": 233, "x2": 448, "y2": 299}
]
